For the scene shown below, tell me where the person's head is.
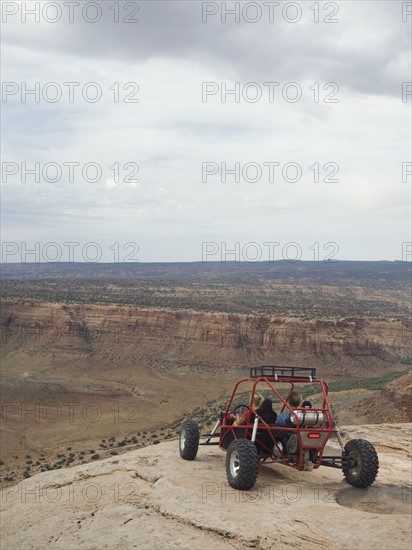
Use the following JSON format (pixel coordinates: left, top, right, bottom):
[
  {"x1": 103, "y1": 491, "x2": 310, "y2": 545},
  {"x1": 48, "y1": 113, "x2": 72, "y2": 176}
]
[
  {"x1": 257, "y1": 398, "x2": 273, "y2": 415},
  {"x1": 253, "y1": 396, "x2": 261, "y2": 408},
  {"x1": 252, "y1": 393, "x2": 263, "y2": 409},
  {"x1": 302, "y1": 400, "x2": 312, "y2": 408},
  {"x1": 287, "y1": 391, "x2": 301, "y2": 408},
  {"x1": 256, "y1": 398, "x2": 277, "y2": 422}
]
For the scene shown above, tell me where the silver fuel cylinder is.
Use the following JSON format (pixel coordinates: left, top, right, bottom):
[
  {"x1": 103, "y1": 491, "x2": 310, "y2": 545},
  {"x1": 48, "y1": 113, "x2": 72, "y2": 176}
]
[{"x1": 289, "y1": 410, "x2": 324, "y2": 427}]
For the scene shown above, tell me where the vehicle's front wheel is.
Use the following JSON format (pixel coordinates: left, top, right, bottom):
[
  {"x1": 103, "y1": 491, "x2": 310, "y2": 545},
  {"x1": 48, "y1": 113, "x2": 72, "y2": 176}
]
[
  {"x1": 226, "y1": 439, "x2": 259, "y2": 490},
  {"x1": 179, "y1": 420, "x2": 199, "y2": 460},
  {"x1": 343, "y1": 439, "x2": 379, "y2": 488}
]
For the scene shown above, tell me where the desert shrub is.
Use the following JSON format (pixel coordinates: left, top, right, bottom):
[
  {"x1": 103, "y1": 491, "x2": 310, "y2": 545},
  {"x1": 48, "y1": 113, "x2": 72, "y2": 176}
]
[
  {"x1": 23, "y1": 470, "x2": 30, "y2": 479},
  {"x1": 152, "y1": 439, "x2": 160, "y2": 445},
  {"x1": 91, "y1": 454, "x2": 100, "y2": 460},
  {"x1": 110, "y1": 451, "x2": 118, "y2": 456}
]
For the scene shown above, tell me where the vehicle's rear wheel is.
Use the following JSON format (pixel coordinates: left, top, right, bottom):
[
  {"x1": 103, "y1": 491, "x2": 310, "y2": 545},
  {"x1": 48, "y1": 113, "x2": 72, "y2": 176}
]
[
  {"x1": 179, "y1": 420, "x2": 199, "y2": 460},
  {"x1": 343, "y1": 439, "x2": 379, "y2": 488},
  {"x1": 226, "y1": 439, "x2": 259, "y2": 490}
]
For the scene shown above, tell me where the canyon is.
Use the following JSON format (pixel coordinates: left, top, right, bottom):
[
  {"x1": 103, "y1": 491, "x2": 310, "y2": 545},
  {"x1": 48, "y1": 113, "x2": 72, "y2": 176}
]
[{"x1": 1, "y1": 300, "x2": 410, "y2": 374}]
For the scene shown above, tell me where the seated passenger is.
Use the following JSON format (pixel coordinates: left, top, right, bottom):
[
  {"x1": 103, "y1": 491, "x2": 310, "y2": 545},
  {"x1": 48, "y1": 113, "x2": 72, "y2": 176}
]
[
  {"x1": 302, "y1": 400, "x2": 312, "y2": 408},
  {"x1": 276, "y1": 391, "x2": 302, "y2": 427},
  {"x1": 233, "y1": 394, "x2": 263, "y2": 426},
  {"x1": 254, "y1": 398, "x2": 277, "y2": 425}
]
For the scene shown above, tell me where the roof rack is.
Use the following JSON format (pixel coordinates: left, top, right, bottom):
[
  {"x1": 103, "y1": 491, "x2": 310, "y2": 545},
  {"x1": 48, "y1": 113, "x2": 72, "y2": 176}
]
[{"x1": 250, "y1": 365, "x2": 318, "y2": 380}]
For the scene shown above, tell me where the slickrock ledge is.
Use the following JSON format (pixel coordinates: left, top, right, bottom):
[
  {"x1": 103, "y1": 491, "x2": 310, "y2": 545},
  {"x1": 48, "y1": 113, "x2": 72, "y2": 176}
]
[{"x1": 1, "y1": 423, "x2": 411, "y2": 550}]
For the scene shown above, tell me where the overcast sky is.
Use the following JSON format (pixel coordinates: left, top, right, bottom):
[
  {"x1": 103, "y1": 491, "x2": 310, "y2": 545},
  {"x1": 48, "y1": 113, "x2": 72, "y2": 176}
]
[{"x1": 1, "y1": 0, "x2": 411, "y2": 262}]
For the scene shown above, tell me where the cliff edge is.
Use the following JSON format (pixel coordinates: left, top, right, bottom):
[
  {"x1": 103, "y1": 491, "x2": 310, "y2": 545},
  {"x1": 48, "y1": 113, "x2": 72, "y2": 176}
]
[{"x1": 1, "y1": 423, "x2": 411, "y2": 550}]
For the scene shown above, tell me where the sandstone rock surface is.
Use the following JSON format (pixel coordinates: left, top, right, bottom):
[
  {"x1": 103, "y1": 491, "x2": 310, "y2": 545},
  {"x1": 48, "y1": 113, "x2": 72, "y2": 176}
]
[{"x1": 1, "y1": 423, "x2": 411, "y2": 550}]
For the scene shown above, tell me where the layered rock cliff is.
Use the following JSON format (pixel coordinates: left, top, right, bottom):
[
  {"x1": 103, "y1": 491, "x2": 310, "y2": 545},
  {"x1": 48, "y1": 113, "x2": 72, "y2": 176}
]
[
  {"x1": 1, "y1": 300, "x2": 410, "y2": 374},
  {"x1": 345, "y1": 373, "x2": 412, "y2": 423}
]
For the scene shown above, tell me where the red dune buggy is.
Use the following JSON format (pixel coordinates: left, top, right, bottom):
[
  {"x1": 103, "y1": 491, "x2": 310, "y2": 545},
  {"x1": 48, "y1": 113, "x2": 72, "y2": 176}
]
[{"x1": 179, "y1": 366, "x2": 379, "y2": 490}]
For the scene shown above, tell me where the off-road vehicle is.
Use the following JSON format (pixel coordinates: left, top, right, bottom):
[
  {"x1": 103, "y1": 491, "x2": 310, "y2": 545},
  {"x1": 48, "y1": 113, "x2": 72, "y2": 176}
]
[{"x1": 179, "y1": 366, "x2": 379, "y2": 490}]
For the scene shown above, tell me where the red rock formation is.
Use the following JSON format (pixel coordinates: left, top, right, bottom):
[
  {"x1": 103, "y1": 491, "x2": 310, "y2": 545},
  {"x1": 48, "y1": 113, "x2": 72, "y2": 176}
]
[
  {"x1": 1, "y1": 300, "x2": 410, "y2": 373},
  {"x1": 346, "y1": 373, "x2": 412, "y2": 423}
]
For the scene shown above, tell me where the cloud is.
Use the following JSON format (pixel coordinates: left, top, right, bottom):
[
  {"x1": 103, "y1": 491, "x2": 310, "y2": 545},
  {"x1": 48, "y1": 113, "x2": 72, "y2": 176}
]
[{"x1": 1, "y1": 1, "x2": 411, "y2": 261}]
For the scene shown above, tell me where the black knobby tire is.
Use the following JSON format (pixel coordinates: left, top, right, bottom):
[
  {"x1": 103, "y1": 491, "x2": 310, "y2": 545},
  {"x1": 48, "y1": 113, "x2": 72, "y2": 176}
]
[
  {"x1": 226, "y1": 439, "x2": 259, "y2": 490},
  {"x1": 343, "y1": 439, "x2": 379, "y2": 488},
  {"x1": 179, "y1": 420, "x2": 199, "y2": 460}
]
